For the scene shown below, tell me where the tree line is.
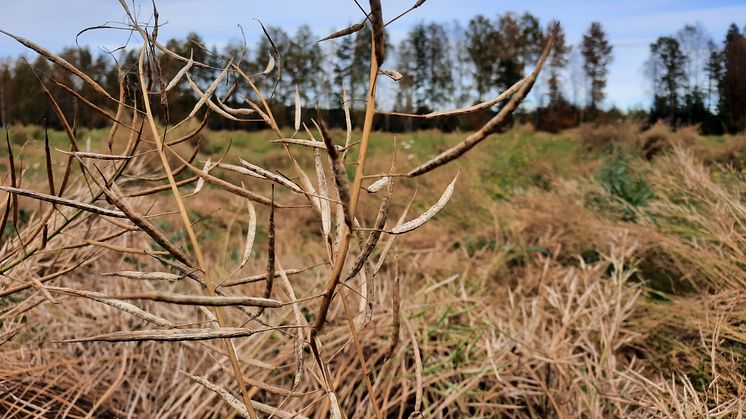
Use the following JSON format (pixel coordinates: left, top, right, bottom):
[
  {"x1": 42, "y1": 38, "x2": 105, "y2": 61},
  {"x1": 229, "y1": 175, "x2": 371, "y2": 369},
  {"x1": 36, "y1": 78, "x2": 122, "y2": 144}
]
[
  {"x1": 646, "y1": 23, "x2": 746, "y2": 134},
  {"x1": 0, "y1": 12, "x2": 743, "y2": 133}
]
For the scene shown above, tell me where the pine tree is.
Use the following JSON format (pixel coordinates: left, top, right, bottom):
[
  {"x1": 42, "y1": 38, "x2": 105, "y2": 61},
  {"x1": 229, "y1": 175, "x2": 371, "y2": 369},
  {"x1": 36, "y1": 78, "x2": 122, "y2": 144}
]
[
  {"x1": 721, "y1": 24, "x2": 746, "y2": 131},
  {"x1": 647, "y1": 36, "x2": 687, "y2": 124},
  {"x1": 581, "y1": 22, "x2": 613, "y2": 111},
  {"x1": 547, "y1": 23, "x2": 569, "y2": 104},
  {"x1": 705, "y1": 42, "x2": 724, "y2": 113},
  {"x1": 465, "y1": 15, "x2": 497, "y2": 99},
  {"x1": 333, "y1": 33, "x2": 354, "y2": 100}
]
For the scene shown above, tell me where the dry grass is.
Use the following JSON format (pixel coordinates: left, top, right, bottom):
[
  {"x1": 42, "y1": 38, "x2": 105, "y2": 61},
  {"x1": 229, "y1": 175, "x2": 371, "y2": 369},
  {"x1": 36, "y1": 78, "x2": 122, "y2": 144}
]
[{"x1": 2, "y1": 2, "x2": 746, "y2": 418}]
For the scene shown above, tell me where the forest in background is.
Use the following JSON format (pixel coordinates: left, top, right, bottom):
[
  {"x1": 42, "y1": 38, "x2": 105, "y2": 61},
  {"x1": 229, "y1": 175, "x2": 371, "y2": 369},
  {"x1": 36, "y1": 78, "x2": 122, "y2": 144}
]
[{"x1": 0, "y1": 11, "x2": 745, "y2": 134}]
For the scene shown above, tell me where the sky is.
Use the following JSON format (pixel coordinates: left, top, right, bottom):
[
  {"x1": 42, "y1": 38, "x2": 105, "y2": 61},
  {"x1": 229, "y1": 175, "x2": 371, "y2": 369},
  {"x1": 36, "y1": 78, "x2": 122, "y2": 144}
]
[{"x1": 1, "y1": 0, "x2": 744, "y2": 110}]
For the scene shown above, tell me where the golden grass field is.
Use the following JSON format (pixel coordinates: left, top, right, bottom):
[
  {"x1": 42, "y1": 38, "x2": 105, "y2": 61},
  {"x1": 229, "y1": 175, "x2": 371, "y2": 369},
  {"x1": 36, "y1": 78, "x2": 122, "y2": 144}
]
[{"x1": 2, "y1": 119, "x2": 746, "y2": 417}]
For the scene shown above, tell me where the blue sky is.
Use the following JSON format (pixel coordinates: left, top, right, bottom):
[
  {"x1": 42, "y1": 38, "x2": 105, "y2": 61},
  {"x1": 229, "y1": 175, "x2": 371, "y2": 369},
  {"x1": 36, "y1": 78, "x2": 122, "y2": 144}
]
[{"x1": 1, "y1": 0, "x2": 744, "y2": 109}]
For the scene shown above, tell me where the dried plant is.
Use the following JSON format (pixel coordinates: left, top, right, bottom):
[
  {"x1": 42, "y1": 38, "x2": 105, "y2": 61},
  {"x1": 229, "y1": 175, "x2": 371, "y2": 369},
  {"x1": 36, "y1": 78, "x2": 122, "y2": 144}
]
[{"x1": 20, "y1": 1, "x2": 745, "y2": 418}]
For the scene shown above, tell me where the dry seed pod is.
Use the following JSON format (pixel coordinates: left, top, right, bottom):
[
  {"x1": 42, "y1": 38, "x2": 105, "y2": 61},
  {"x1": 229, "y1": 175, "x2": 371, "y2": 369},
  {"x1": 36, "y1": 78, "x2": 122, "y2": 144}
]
[
  {"x1": 185, "y1": 73, "x2": 249, "y2": 122},
  {"x1": 187, "y1": 62, "x2": 231, "y2": 119},
  {"x1": 406, "y1": 28, "x2": 556, "y2": 177},
  {"x1": 172, "y1": 152, "x2": 278, "y2": 207},
  {"x1": 112, "y1": 292, "x2": 283, "y2": 308},
  {"x1": 318, "y1": 18, "x2": 366, "y2": 43},
  {"x1": 123, "y1": 176, "x2": 199, "y2": 198},
  {"x1": 0, "y1": 29, "x2": 116, "y2": 102},
  {"x1": 239, "y1": 198, "x2": 257, "y2": 270},
  {"x1": 55, "y1": 149, "x2": 133, "y2": 161},
  {"x1": 193, "y1": 157, "x2": 213, "y2": 195},
  {"x1": 270, "y1": 138, "x2": 344, "y2": 151},
  {"x1": 345, "y1": 168, "x2": 394, "y2": 281},
  {"x1": 165, "y1": 50, "x2": 194, "y2": 92},
  {"x1": 0, "y1": 186, "x2": 127, "y2": 219},
  {"x1": 277, "y1": 260, "x2": 305, "y2": 389},
  {"x1": 328, "y1": 392, "x2": 343, "y2": 419},
  {"x1": 314, "y1": 147, "x2": 332, "y2": 238},
  {"x1": 365, "y1": 176, "x2": 389, "y2": 193},
  {"x1": 378, "y1": 77, "x2": 525, "y2": 120},
  {"x1": 216, "y1": 162, "x2": 265, "y2": 179},
  {"x1": 294, "y1": 84, "x2": 302, "y2": 133},
  {"x1": 61, "y1": 327, "x2": 261, "y2": 343},
  {"x1": 49, "y1": 286, "x2": 175, "y2": 328},
  {"x1": 239, "y1": 158, "x2": 304, "y2": 194},
  {"x1": 218, "y1": 101, "x2": 256, "y2": 117},
  {"x1": 380, "y1": 69, "x2": 403, "y2": 81},
  {"x1": 101, "y1": 271, "x2": 183, "y2": 281},
  {"x1": 341, "y1": 83, "x2": 353, "y2": 161},
  {"x1": 107, "y1": 70, "x2": 128, "y2": 150},
  {"x1": 386, "y1": 0, "x2": 428, "y2": 27},
  {"x1": 382, "y1": 261, "x2": 401, "y2": 362},
  {"x1": 261, "y1": 51, "x2": 275, "y2": 75},
  {"x1": 317, "y1": 119, "x2": 351, "y2": 227},
  {"x1": 391, "y1": 170, "x2": 459, "y2": 234}
]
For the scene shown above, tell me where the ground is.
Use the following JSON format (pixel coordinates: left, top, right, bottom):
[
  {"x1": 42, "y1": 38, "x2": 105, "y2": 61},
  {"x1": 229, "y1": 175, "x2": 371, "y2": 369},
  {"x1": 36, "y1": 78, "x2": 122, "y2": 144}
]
[{"x1": 1, "y1": 122, "x2": 745, "y2": 417}]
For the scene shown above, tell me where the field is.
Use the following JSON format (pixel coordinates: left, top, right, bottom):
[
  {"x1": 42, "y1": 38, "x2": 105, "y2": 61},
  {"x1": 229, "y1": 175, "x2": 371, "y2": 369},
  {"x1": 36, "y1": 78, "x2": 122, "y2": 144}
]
[{"x1": 2, "y1": 119, "x2": 746, "y2": 417}]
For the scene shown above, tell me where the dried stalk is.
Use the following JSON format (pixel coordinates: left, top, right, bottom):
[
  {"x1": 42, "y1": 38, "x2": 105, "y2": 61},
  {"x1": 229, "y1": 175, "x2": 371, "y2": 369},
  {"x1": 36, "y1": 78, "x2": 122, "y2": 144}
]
[
  {"x1": 182, "y1": 372, "x2": 310, "y2": 419},
  {"x1": 0, "y1": 186, "x2": 126, "y2": 218},
  {"x1": 406, "y1": 28, "x2": 557, "y2": 176}
]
